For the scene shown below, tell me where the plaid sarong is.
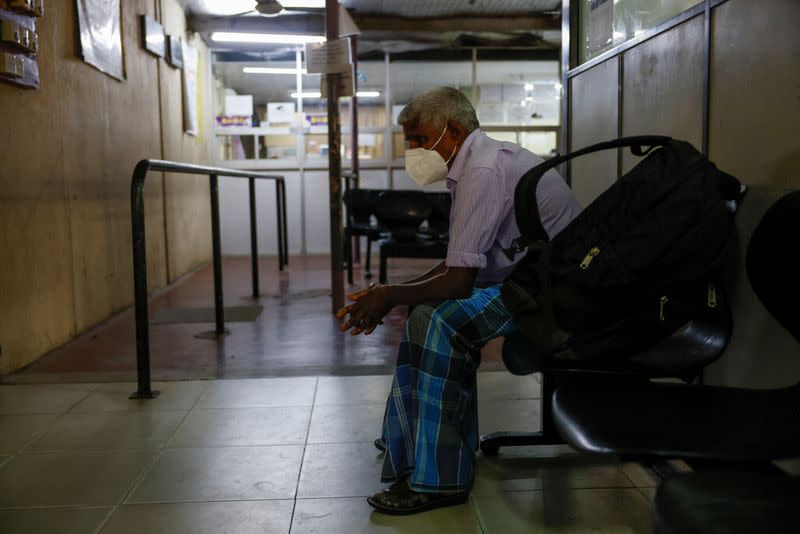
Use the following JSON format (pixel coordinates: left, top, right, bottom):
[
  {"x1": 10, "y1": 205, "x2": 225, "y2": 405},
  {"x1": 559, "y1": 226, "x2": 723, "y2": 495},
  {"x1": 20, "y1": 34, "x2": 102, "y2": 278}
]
[{"x1": 379, "y1": 285, "x2": 517, "y2": 493}]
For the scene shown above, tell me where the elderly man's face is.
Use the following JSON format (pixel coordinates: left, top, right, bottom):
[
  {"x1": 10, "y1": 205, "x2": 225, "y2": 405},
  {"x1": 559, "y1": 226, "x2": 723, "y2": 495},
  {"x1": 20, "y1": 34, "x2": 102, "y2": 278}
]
[{"x1": 403, "y1": 120, "x2": 462, "y2": 167}]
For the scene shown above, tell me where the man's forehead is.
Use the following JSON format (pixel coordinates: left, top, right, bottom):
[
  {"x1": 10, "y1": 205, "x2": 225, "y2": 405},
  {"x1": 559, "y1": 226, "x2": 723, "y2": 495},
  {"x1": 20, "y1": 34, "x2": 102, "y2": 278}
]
[{"x1": 403, "y1": 120, "x2": 434, "y2": 137}]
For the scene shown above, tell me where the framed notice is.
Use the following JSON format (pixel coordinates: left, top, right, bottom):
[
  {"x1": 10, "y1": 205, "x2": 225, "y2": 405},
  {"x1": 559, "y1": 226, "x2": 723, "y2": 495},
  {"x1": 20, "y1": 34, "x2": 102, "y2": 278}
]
[
  {"x1": 140, "y1": 14, "x2": 165, "y2": 58},
  {"x1": 76, "y1": 0, "x2": 124, "y2": 80},
  {"x1": 166, "y1": 35, "x2": 183, "y2": 69},
  {"x1": 182, "y1": 41, "x2": 199, "y2": 135}
]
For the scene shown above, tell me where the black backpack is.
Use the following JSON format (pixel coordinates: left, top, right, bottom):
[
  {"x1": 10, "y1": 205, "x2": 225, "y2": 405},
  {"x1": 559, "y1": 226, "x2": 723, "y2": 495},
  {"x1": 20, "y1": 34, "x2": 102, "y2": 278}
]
[{"x1": 501, "y1": 136, "x2": 745, "y2": 364}]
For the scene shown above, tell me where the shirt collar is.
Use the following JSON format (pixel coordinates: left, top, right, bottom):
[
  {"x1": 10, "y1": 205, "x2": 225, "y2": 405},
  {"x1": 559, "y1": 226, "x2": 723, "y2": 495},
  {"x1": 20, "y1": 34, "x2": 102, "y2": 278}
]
[{"x1": 446, "y1": 128, "x2": 482, "y2": 183}]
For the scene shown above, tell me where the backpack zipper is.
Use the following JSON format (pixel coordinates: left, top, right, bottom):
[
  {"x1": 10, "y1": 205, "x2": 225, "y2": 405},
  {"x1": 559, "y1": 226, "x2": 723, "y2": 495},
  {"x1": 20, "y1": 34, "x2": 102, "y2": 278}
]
[
  {"x1": 707, "y1": 283, "x2": 717, "y2": 308},
  {"x1": 579, "y1": 247, "x2": 600, "y2": 270},
  {"x1": 659, "y1": 295, "x2": 669, "y2": 321}
]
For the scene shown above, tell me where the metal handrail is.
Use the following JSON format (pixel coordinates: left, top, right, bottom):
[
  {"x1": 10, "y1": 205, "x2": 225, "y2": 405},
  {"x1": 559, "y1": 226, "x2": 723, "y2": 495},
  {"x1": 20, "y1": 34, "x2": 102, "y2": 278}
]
[{"x1": 130, "y1": 159, "x2": 288, "y2": 399}]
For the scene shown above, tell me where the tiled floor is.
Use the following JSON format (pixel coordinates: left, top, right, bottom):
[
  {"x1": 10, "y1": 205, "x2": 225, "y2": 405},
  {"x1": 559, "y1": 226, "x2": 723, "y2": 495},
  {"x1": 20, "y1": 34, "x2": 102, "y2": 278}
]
[
  {"x1": 0, "y1": 373, "x2": 657, "y2": 533},
  {"x1": 9, "y1": 256, "x2": 508, "y2": 384}
]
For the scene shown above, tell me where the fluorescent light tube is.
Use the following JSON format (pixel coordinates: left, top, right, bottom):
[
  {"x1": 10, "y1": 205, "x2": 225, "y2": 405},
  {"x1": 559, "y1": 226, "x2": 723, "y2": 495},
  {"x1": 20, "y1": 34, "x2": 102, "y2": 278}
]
[
  {"x1": 280, "y1": 1, "x2": 326, "y2": 7},
  {"x1": 244, "y1": 67, "x2": 308, "y2": 74},
  {"x1": 211, "y1": 32, "x2": 326, "y2": 44},
  {"x1": 290, "y1": 91, "x2": 381, "y2": 98}
]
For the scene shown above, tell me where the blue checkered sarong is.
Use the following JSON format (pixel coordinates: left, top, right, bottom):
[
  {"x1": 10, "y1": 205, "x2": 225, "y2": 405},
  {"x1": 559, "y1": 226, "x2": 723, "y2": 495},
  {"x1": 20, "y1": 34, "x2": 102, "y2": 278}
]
[{"x1": 379, "y1": 285, "x2": 518, "y2": 493}]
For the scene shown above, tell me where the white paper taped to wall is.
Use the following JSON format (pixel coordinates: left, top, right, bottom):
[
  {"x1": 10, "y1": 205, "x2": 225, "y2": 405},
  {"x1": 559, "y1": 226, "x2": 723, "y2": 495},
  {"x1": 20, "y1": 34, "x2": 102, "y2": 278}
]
[{"x1": 305, "y1": 38, "x2": 352, "y2": 74}]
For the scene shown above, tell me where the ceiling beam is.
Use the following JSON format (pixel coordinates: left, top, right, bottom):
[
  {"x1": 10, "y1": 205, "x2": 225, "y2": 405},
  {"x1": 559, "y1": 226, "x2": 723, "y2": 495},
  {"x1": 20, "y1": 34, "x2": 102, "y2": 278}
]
[
  {"x1": 351, "y1": 13, "x2": 561, "y2": 33},
  {"x1": 190, "y1": 11, "x2": 560, "y2": 36}
]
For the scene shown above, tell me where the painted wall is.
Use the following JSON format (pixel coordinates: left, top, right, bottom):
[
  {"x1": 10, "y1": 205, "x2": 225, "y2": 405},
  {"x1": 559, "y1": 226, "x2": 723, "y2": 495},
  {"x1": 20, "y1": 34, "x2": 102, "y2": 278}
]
[
  {"x1": 567, "y1": 0, "x2": 800, "y2": 386},
  {"x1": 0, "y1": 0, "x2": 214, "y2": 374}
]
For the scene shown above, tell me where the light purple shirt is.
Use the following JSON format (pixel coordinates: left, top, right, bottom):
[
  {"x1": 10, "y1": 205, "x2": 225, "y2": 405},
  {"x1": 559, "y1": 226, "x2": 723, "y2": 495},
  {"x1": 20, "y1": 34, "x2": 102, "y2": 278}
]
[{"x1": 445, "y1": 129, "x2": 582, "y2": 285}]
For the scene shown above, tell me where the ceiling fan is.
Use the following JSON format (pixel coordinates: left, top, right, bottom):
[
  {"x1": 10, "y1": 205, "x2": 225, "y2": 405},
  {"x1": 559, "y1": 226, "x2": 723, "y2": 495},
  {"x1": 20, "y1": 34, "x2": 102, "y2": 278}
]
[{"x1": 256, "y1": 1, "x2": 326, "y2": 16}]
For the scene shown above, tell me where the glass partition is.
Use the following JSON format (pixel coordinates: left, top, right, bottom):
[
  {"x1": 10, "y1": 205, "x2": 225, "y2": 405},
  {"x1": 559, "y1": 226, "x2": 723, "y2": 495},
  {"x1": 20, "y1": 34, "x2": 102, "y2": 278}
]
[{"x1": 578, "y1": 0, "x2": 703, "y2": 63}]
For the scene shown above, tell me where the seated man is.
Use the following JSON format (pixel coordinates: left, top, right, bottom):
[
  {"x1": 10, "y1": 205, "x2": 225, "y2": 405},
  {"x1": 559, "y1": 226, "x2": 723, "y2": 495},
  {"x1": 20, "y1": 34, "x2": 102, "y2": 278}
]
[{"x1": 336, "y1": 86, "x2": 582, "y2": 514}]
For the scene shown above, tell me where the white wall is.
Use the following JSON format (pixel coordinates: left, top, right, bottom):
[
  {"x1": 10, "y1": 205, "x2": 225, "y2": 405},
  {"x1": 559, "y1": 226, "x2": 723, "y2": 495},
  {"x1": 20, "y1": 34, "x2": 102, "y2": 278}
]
[{"x1": 219, "y1": 171, "x2": 302, "y2": 255}]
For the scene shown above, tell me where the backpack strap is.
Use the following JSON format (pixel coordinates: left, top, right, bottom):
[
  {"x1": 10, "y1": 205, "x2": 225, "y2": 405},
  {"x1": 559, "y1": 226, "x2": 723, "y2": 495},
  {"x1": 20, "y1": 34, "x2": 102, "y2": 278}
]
[{"x1": 507, "y1": 136, "x2": 674, "y2": 259}]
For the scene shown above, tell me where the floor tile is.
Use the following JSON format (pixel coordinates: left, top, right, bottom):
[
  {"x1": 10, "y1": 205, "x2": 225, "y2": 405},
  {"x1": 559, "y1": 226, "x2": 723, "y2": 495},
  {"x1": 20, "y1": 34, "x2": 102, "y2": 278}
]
[
  {"x1": 102, "y1": 500, "x2": 293, "y2": 534},
  {"x1": 0, "y1": 451, "x2": 154, "y2": 507},
  {"x1": 27, "y1": 411, "x2": 185, "y2": 451},
  {"x1": 478, "y1": 399, "x2": 541, "y2": 436},
  {"x1": 195, "y1": 378, "x2": 317, "y2": 409},
  {"x1": 167, "y1": 407, "x2": 311, "y2": 447},
  {"x1": 472, "y1": 488, "x2": 653, "y2": 533},
  {"x1": 291, "y1": 497, "x2": 482, "y2": 534},
  {"x1": 477, "y1": 372, "x2": 541, "y2": 400},
  {"x1": 621, "y1": 462, "x2": 658, "y2": 488},
  {"x1": 0, "y1": 385, "x2": 92, "y2": 415},
  {"x1": 69, "y1": 381, "x2": 208, "y2": 413},
  {"x1": 0, "y1": 507, "x2": 112, "y2": 534},
  {"x1": 0, "y1": 415, "x2": 59, "y2": 453},
  {"x1": 298, "y1": 442, "x2": 384, "y2": 498},
  {"x1": 476, "y1": 449, "x2": 632, "y2": 493},
  {"x1": 638, "y1": 486, "x2": 657, "y2": 501},
  {"x1": 307, "y1": 404, "x2": 384, "y2": 444},
  {"x1": 314, "y1": 376, "x2": 393, "y2": 405},
  {"x1": 127, "y1": 445, "x2": 304, "y2": 503}
]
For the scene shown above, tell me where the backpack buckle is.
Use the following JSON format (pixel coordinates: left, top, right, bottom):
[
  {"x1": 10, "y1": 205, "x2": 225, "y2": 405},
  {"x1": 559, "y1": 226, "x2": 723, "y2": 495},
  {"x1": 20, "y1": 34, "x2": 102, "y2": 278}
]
[{"x1": 502, "y1": 238, "x2": 526, "y2": 261}]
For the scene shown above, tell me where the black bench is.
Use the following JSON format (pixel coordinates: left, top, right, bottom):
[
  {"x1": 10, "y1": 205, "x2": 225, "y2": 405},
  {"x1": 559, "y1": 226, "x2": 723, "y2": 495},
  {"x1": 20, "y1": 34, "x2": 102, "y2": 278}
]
[
  {"x1": 551, "y1": 189, "x2": 800, "y2": 533},
  {"x1": 375, "y1": 190, "x2": 448, "y2": 284}
]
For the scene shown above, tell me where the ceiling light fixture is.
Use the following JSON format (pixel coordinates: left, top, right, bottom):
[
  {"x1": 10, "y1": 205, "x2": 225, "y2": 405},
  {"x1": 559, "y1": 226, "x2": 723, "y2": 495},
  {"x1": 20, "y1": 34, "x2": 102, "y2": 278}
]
[
  {"x1": 211, "y1": 32, "x2": 326, "y2": 44},
  {"x1": 243, "y1": 67, "x2": 308, "y2": 74},
  {"x1": 289, "y1": 91, "x2": 381, "y2": 98}
]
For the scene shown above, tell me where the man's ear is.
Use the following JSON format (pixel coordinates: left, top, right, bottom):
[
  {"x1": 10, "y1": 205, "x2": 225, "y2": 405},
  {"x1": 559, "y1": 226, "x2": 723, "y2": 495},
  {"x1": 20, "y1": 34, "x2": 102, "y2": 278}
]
[{"x1": 447, "y1": 120, "x2": 467, "y2": 143}]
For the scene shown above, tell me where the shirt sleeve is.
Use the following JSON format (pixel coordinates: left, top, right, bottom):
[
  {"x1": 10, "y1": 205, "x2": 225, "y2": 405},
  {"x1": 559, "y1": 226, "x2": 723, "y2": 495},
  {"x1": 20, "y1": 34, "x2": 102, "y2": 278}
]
[{"x1": 446, "y1": 167, "x2": 508, "y2": 270}]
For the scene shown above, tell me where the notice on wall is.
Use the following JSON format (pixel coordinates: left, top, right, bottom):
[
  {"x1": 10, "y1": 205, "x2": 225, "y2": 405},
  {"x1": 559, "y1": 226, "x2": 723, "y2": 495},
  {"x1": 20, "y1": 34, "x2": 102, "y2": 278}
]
[
  {"x1": 305, "y1": 38, "x2": 352, "y2": 74},
  {"x1": 267, "y1": 102, "x2": 295, "y2": 124},
  {"x1": 320, "y1": 66, "x2": 355, "y2": 98},
  {"x1": 182, "y1": 41, "x2": 199, "y2": 135},
  {"x1": 76, "y1": 0, "x2": 124, "y2": 80}
]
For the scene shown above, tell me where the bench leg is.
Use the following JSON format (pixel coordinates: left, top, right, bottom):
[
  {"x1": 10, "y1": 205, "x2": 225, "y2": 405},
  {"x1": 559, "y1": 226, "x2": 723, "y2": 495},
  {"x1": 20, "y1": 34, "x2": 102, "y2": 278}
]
[
  {"x1": 479, "y1": 373, "x2": 562, "y2": 455},
  {"x1": 364, "y1": 238, "x2": 373, "y2": 279},
  {"x1": 379, "y1": 247, "x2": 387, "y2": 284}
]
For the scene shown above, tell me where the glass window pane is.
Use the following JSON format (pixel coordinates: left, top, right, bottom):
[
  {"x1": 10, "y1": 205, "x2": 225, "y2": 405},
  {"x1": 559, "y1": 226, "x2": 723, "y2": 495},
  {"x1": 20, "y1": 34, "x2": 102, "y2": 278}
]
[
  {"x1": 579, "y1": 0, "x2": 702, "y2": 64},
  {"x1": 521, "y1": 131, "x2": 558, "y2": 157},
  {"x1": 475, "y1": 60, "x2": 561, "y2": 127}
]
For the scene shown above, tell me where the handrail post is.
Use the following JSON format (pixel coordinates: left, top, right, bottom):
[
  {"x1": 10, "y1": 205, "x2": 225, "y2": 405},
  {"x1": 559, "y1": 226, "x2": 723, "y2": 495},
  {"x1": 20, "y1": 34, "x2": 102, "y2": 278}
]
[
  {"x1": 249, "y1": 177, "x2": 260, "y2": 297},
  {"x1": 275, "y1": 180, "x2": 285, "y2": 271},
  {"x1": 281, "y1": 180, "x2": 288, "y2": 266},
  {"x1": 209, "y1": 174, "x2": 226, "y2": 335},
  {"x1": 130, "y1": 161, "x2": 160, "y2": 399}
]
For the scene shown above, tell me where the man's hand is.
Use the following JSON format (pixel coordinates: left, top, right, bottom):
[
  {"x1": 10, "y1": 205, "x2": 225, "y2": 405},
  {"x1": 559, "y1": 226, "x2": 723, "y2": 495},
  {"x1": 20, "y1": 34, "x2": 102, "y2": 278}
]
[{"x1": 335, "y1": 284, "x2": 393, "y2": 336}]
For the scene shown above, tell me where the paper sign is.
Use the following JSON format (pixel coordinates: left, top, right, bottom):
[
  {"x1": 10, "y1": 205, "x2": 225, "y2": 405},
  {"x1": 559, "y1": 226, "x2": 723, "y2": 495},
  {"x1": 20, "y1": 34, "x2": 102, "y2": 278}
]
[
  {"x1": 225, "y1": 95, "x2": 253, "y2": 117},
  {"x1": 76, "y1": 0, "x2": 124, "y2": 80},
  {"x1": 182, "y1": 41, "x2": 199, "y2": 135},
  {"x1": 267, "y1": 102, "x2": 295, "y2": 124},
  {"x1": 320, "y1": 65, "x2": 355, "y2": 98},
  {"x1": 305, "y1": 38, "x2": 352, "y2": 74}
]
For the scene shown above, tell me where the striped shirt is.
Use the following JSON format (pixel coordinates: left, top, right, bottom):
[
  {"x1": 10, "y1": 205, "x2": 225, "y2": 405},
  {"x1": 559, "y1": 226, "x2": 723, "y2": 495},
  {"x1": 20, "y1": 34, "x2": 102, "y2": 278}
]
[{"x1": 446, "y1": 129, "x2": 582, "y2": 285}]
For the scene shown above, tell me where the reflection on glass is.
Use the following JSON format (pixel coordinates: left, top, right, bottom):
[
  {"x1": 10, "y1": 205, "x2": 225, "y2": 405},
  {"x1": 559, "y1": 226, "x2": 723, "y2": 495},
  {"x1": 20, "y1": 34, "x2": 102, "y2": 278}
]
[
  {"x1": 579, "y1": 0, "x2": 702, "y2": 63},
  {"x1": 521, "y1": 132, "x2": 557, "y2": 157}
]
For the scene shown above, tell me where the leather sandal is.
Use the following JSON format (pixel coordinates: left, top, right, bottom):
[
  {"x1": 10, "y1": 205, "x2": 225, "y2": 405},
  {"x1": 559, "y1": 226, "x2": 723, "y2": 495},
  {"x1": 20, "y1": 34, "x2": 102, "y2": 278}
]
[{"x1": 367, "y1": 483, "x2": 469, "y2": 515}]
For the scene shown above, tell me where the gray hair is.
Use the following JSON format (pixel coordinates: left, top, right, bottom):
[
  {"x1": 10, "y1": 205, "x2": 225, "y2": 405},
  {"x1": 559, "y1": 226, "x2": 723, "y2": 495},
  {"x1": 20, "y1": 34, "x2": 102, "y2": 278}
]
[{"x1": 397, "y1": 86, "x2": 479, "y2": 133}]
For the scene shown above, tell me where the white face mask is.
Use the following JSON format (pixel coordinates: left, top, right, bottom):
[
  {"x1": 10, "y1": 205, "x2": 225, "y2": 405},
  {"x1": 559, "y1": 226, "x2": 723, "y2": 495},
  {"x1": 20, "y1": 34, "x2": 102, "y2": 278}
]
[{"x1": 404, "y1": 126, "x2": 458, "y2": 186}]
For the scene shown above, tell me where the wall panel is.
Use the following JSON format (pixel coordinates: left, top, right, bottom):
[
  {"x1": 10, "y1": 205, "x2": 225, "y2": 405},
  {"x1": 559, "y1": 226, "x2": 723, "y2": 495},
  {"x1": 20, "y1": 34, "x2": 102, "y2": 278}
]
[
  {"x1": 569, "y1": 56, "x2": 619, "y2": 207},
  {"x1": 621, "y1": 14, "x2": 704, "y2": 172},
  {"x1": 708, "y1": 0, "x2": 800, "y2": 188}
]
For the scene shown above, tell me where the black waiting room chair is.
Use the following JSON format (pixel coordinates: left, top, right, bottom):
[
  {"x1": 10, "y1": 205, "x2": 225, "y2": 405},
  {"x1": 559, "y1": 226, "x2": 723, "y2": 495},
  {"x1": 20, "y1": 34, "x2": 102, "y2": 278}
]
[
  {"x1": 374, "y1": 190, "x2": 448, "y2": 284},
  {"x1": 549, "y1": 190, "x2": 800, "y2": 533},
  {"x1": 344, "y1": 188, "x2": 388, "y2": 282}
]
